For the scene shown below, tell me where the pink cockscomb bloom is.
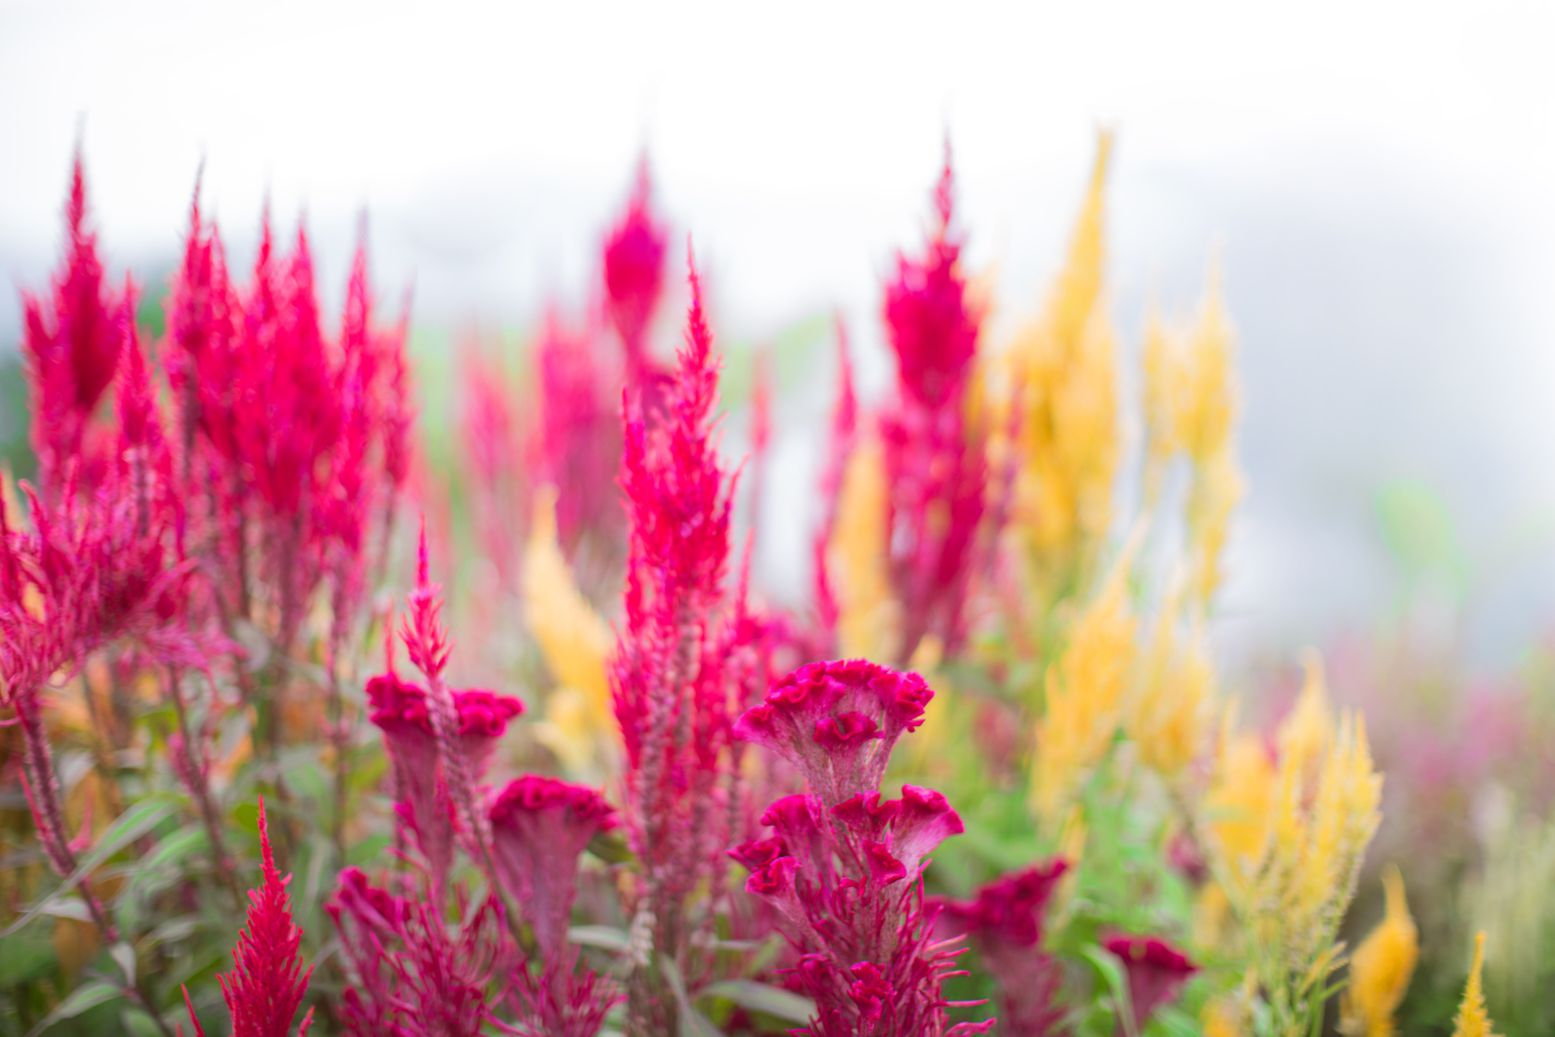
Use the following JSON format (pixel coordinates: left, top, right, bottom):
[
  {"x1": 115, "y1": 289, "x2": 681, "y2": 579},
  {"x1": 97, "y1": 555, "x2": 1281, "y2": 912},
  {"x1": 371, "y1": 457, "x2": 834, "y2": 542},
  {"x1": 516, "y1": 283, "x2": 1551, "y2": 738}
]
[
  {"x1": 367, "y1": 662, "x2": 523, "y2": 880},
  {"x1": 488, "y1": 776, "x2": 620, "y2": 1035},
  {"x1": 732, "y1": 659, "x2": 991, "y2": 1037},
  {"x1": 936, "y1": 860, "x2": 1070, "y2": 1036},
  {"x1": 875, "y1": 146, "x2": 989, "y2": 663},
  {"x1": 1102, "y1": 933, "x2": 1198, "y2": 1032},
  {"x1": 187, "y1": 798, "x2": 314, "y2": 1037}
]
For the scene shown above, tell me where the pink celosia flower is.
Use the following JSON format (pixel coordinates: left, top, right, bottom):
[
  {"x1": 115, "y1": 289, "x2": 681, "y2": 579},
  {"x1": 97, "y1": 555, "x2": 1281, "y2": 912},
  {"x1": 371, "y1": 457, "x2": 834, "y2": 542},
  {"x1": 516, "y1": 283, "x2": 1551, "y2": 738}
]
[
  {"x1": 1102, "y1": 933, "x2": 1197, "y2": 1031},
  {"x1": 876, "y1": 147, "x2": 989, "y2": 662},
  {"x1": 602, "y1": 157, "x2": 668, "y2": 379},
  {"x1": 328, "y1": 867, "x2": 502, "y2": 1037},
  {"x1": 3, "y1": 287, "x2": 212, "y2": 899},
  {"x1": 488, "y1": 775, "x2": 616, "y2": 957},
  {"x1": 528, "y1": 309, "x2": 623, "y2": 566},
  {"x1": 191, "y1": 798, "x2": 314, "y2": 1037},
  {"x1": 21, "y1": 149, "x2": 122, "y2": 490},
  {"x1": 610, "y1": 252, "x2": 742, "y2": 1029},
  {"x1": 732, "y1": 659, "x2": 991, "y2": 1036},
  {"x1": 488, "y1": 776, "x2": 620, "y2": 1036},
  {"x1": 367, "y1": 665, "x2": 523, "y2": 878},
  {"x1": 936, "y1": 861, "x2": 1069, "y2": 1036},
  {"x1": 459, "y1": 341, "x2": 525, "y2": 586},
  {"x1": 733, "y1": 658, "x2": 932, "y2": 806}
]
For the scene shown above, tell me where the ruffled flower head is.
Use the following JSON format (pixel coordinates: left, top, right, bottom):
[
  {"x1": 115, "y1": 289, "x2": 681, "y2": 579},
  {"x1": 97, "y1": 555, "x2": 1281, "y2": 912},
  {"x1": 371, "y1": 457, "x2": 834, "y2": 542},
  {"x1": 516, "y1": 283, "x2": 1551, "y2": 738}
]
[{"x1": 1103, "y1": 933, "x2": 1198, "y2": 1031}]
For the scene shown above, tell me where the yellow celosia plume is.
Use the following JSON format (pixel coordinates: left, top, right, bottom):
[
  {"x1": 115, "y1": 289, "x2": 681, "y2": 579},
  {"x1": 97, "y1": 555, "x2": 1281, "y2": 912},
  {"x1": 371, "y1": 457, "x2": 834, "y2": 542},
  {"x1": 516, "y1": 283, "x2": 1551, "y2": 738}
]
[
  {"x1": 1129, "y1": 582, "x2": 1213, "y2": 777},
  {"x1": 1205, "y1": 714, "x2": 1277, "y2": 888},
  {"x1": 1007, "y1": 130, "x2": 1120, "y2": 587},
  {"x1": 1452, "y1": 932, "x2": 1500, "y2": 1037},
  {"x1": 1030, "y1": 544, "x2": 1135, "y2": 821},
  {"x1": 829, "y1": 435, "x2": 901, "y2": 662},
  {"x1": 1140, "y1": 264, "x2": 1243, "y2": 606},
  {"x1": 523, "y1": 487, "x2": 616, "y2": 775},
  {"x1": 1339, "y1": 866, "x2": 1419, "y2": 1037}
]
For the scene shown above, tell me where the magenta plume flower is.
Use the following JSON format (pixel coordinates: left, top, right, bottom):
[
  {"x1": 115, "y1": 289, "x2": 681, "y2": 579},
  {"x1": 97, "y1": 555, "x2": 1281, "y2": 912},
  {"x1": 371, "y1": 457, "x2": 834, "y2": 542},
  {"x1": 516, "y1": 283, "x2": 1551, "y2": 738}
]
[
  {"x1": 876, "y1": 146, "x2": 989, "y2": 662},
  {"x1": 21, "y1": 148, "x2": 122, "y2": 490},
  {"x1": 936, "y1": 861, "x2": 1069, "y2": 1035},
  {"x1": 732, "y1": 659, "x2": 990, "y2": 1036},
  {"x1": 1102, "y1": 933, "x2": 1198, "y2": 1032},
  {"x1": 200, "y1": 798, "x2": 314, "y2": 1037},
  {"x1": 602, "y1": 157, "x2": 668, "y2": 377}
]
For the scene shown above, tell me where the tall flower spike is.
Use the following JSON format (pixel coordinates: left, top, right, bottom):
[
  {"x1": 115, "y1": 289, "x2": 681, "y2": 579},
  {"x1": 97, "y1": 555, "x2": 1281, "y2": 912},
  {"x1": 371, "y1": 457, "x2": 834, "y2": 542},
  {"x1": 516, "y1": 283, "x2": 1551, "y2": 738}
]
[
  {"x1": 21, "y1": 148, "x2": 122, "y2": 491},
  {"x1": 213, "y1": 798, "x2": 315, "y2": 1037},
  {"x1": 1451, "y1": 932, "x2": 1500, "y2": 1037},
  {"x1": 877, "y1": 143, "x2": 988, "y2": 661},
  {"x1": 603, "y1": 156, "x2": 668, "y2": 378},
  {"x1": 1340, "y1": 866, "x2": 1419, "y2": 1037},
  {"x1": 732, "y1": 659, "x2": 989, "y2": 1036}
]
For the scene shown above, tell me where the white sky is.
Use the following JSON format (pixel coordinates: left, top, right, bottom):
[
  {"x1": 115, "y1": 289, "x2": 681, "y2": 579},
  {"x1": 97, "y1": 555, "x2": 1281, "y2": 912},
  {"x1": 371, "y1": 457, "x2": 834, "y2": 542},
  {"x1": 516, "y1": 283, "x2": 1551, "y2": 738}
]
[{"x1": 4, "y1": 0, "x2": 1555, "y2": 670}]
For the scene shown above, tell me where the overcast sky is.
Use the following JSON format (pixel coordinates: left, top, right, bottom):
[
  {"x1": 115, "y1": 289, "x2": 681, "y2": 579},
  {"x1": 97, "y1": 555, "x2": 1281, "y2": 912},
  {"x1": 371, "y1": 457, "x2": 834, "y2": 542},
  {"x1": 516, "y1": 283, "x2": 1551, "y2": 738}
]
[{"x1": 4, "y1": 0, "x2": 1555, "y2": 671}]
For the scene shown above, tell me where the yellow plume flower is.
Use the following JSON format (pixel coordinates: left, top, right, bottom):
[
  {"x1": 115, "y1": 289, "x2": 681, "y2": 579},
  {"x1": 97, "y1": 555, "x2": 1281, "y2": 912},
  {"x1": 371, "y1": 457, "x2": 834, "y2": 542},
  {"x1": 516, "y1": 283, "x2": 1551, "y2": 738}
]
[
  {"x1": 1008, "y1": 130, "x2": 1120, "y2": 586},
  {"x1": 1278, "y1": 655, "x2": 1334, "y2": 789},
  {"x1": 1030, "y1": 546, "x2": 1135, "y2": 821},
  {"x1": 523, "y1": 487, "x2": 615, "y2": 775},
  {"x1": 1452, "y1": 933, "x2": 1500, "y2": 1037},
  {"x1": 1204, "y1": 716, "x2": 1277, "y2": 888},
  {"x1": 829, "y1": 436, "x2": 901, "y2": 661},
  {"x1": 1339, "y1": 866, "x2": 1419, "y2": 1037},
  {"x1": 1202, "y1": 993, "x2": 1249, "y2": 1037},
  {"x1": 1129, "y1": 582, "x2": 1213, "y2": 777}
]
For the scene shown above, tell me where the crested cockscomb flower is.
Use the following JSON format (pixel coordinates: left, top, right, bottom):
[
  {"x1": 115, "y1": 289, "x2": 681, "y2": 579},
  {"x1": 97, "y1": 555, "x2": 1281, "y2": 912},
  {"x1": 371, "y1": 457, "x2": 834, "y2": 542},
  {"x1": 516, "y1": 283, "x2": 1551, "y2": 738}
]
[
  {"x1": 488, "y1": 775, "x2": 616, "y2": 957},
  {"x1": 874, "y1": 146, "x2": 989, "y2": 662},
  {"x1": 935, "y1": 860, "x2": 1069, "y2": 1036},
  {"x1": 733, "y1": 658, "x2": 932, "y2": 806},
  {"x1": 602, "y1": 157, "x2": 668, "y2": 378},
  {"x1": 21, "y1": 149, "x2": 122, "y2": 491},
  {"x1": 1102, "y1": 933, "x2": 1197, "y2": 1032},
  {"x1": 367, "y1": 655, "x2": 523, "y2": 878},
  {"x1": 732, "y1": 659, "x2": 990, "y2": 1036},
  {"x1": 190, "y1": 798, "x2": 314, "y2": 1037},
  {"x1": 488, "y1": 776, "x2": 620, "y2": 1035}
]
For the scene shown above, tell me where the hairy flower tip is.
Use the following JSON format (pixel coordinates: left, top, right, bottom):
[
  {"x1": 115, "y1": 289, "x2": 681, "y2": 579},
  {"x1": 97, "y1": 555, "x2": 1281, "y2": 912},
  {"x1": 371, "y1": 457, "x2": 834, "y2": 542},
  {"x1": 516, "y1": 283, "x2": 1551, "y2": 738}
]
[
  {"x1": 882, "y1": 149, "x2": 980, "y2": 410},
  {"x1": 488, "y1": 775, "x2": 616, "y2": 957},
  {"x1": 935, "y1": 859, "x2": 1070, "y2": 1035},
  {"x1": 328, "y1": 867, "x2": 502, "y2": 1037},
  {"x1": 602, "y1": 156, "x2": 668, "y2": 371},
  {"x1": 734, "y1": 659, "x2": 933, "y2": 804},
  {"x1": 1103, "y1": 933, "x2": 1197, "y2": 1031},
  {"x1": 21, "y1": 149, "x2": 124, "y2": 488},
  {"x1": 218, "y1": 799, "x2": 315, "y2": 1037}
]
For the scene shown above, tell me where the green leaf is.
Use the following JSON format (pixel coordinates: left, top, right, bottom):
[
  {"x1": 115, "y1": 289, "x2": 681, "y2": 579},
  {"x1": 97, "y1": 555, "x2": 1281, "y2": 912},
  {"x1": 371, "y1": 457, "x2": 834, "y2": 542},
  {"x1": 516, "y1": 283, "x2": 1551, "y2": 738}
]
[
  {"x1": 661, "y1": 959, "x2": 723, "y2": 1037},
  {"x1": 569, "y1": 925, "x2": 631, "y2": 953},
  {"x1": 2, "y1": 796, "x2": 178, "y2": 939},
  {"x1": 701, "y1": 980, "x2": 814, "y2": 1024},
  {"x1": 1079, "y1": 944, "x2": 1134, "y2": 1037},
  {"x1": 345, "y1": 833, "x2": 392, "y2": 868},
  {"x1": 25, "y1": 980, "x2": 122, "y2": 1037},
  {"x1": 0, "y1": 931, "x2": 56, "y2": 985}
]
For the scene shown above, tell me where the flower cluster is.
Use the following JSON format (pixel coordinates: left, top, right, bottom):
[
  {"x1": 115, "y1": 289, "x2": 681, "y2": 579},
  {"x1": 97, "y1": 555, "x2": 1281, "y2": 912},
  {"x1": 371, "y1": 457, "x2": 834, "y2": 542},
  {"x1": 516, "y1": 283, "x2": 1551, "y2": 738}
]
[{"x1": 732, "y1": 659, "x2": 990, "y2": 1036}]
